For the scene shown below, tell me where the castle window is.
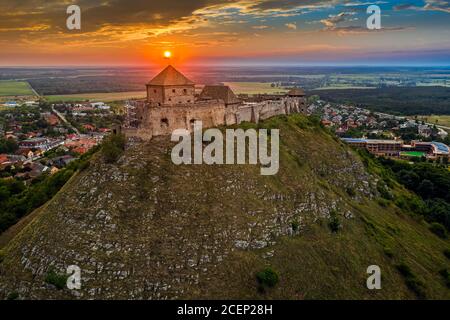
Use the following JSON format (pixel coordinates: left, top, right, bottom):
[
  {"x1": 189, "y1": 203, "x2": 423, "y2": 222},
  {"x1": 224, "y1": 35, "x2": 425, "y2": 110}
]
[
  {"x1": 172, "y1": 89, "x2": 176, "y2": 93},
  {"x1": 161, "y1": 118, "x2": 169, "y2": 128},
  {"x1": 183, "y1": 89, "x2": 187, "y2": 94},
  {"x1": 187, "y1": 100, "x2": 191, "y2": 103},
  {"x1": 154, "y1": 89, "x2": 157, "y2": 93}
]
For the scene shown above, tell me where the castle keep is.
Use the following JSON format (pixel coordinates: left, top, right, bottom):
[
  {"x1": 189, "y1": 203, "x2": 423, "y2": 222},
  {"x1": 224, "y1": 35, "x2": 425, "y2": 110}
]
[{"x1": 123, "y1": 65, "x2": 306, "y2": 140}]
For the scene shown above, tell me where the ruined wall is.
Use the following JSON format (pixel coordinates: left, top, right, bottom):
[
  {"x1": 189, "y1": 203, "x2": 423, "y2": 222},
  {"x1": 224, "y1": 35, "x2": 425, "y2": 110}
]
[
  {"x1": 124, "y1": 95, "x2": 306, "y2": 140},
  {"x1": 233, "y1": 96, "x2": 305, "y2": 124},
  {"x1": 144, "y1": 100, "x2": 227, "y2": 136}
]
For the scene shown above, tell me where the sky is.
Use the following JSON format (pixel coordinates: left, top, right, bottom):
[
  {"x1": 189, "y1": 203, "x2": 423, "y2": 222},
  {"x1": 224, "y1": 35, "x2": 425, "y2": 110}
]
[{"x1": 0, "y1": 0, "x2": 449, "y2": 66}]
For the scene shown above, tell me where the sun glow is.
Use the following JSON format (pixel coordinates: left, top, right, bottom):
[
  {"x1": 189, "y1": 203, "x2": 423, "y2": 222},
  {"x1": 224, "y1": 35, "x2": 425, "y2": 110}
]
[{"x1": 164, "y1": 50, "x2": 172, "y2": 59}]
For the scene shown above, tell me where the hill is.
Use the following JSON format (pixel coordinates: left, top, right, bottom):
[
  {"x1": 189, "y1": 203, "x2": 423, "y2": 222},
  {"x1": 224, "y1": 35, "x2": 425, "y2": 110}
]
[{"x1": 0, "y1": 114, "x2": 449, "y2": 299}]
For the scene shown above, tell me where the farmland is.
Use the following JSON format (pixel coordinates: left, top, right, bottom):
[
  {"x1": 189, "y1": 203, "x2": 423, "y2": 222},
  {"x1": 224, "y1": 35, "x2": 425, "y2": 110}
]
[
  {"x1": 222, "y1": 82, "x2": 288, "y2": 95},
  {"x1": 414, "y1": 115, "x2": 450, "y2": 127},
  {"x1": 0, "y1": 80, "x2": 35, "y2": 96},
  {"x1": 44, "y1": 91, "x2": 147, "y2": 102}
]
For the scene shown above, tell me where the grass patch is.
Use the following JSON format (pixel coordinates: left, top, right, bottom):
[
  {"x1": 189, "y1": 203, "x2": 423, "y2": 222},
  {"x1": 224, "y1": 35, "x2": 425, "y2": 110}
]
[
  {"x1": 0, "y1": 80, "x2": 34, "y2": 96},
  {"x1": 44, "y1": 91, "x2": 146, "y2": 102},
  {"x1": 395, "y1": 263, "x2": 427, "y2": 299}
]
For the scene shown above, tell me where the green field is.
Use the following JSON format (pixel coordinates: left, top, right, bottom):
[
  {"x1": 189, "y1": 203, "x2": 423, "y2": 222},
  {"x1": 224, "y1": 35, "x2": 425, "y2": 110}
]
[
  {"x1": 0, "y1": 80, "x2": 35, "y2": 97},
  {"x1": 222, "y1": 82, "x2": 288, "y2": 95},
  {"x1": 415, "y1": 115, "x2": 450, "y2": 127},
  {"x1": 45, "y1": 91, "x2": 147, "y2": 102},
  {"x1": 401, "y1": 151, "x2": 426, "y2": 158}
]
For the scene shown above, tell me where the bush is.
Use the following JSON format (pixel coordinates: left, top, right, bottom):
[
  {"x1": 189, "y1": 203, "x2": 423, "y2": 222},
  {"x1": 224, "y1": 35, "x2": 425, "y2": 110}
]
[
  {"x1": 346, "y1": 187, "x2": 356, "y2": 197},
  {"x1": 429, "y1": 222, "x2": 448, "y2": 239},
  {"x1": 444, "y1": 249, "x2": 450, "y2": 260},
  {"x1": 256, "y1": 267, "x2": 279, "y2": 289},
  {"x1": 102, "y1": 133, "x2": 126, "y2": 163},
  {"x1": 377, "y1": 181, "x2": 393, "y2": 200},
  {"x1": 6, "y1": 291, "x2": 19, "y2": 300},
  {"x1": 377, "y1": 198, "x2": 390, "y2": 207},
  {"x1": 439, "y1": 269, "x2": 450, "y2": 288},
  {"x1": 383, "y1": 247, "x2": 394, "y2": 258},
  {"x1": 328, "y1": 212, "x2": 341, "y2": 233},
  {"x1": 291, "y1": 221, "x2": 300, "y2": 232},
  {"x1": 45, "y1": 269, "x2": 68, "y2": 290}
]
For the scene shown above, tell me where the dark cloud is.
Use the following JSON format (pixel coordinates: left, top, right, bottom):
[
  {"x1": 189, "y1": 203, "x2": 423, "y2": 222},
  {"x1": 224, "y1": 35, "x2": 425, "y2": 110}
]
[{"x1": 0, "y1": 0, "x2": 232, "y2": 34}]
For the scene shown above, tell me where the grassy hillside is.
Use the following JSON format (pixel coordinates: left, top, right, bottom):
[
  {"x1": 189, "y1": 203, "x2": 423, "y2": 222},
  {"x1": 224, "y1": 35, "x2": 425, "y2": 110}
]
[{"x1": 0, "y1": 114, "x2": 449, "y2": 300}]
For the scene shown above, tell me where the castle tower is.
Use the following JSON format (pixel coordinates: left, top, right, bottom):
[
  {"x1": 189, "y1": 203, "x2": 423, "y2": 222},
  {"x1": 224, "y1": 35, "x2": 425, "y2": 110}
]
[{"x1": 146, "y1": 65, "x2": 195, "y2": 106}]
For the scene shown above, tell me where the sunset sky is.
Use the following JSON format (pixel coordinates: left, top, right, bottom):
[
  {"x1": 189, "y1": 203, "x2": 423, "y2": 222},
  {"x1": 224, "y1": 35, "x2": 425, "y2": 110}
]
[{"x1": 0, "y1": 0, "x2": 449, "y2": 66}]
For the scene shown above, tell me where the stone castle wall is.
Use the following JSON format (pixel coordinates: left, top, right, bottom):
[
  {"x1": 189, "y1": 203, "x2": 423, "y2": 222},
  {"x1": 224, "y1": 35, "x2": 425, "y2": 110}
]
[{"x1": 123, "y1": 94, "x2": 305, "y2": 140}]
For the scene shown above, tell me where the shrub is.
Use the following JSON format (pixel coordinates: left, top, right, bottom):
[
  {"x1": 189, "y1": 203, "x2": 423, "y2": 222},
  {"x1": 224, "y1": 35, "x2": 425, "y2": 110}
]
[
  {"x1": 291, "y1": 221, "x2": 300, "y2": 232},
  {"x1": 6, "y1": 291, "x2": 19, "y2": 300},
  {"x1": 45, "y1": 269, "x2": 68, "y2": 290},
  {"x1": 256, "y1": 267, "x2": 279, "y2": 289},
  {"x1": 429, "y1": 222, "x2": 448, "y2": 239},
  {"x1": 328, "y1": 211, "x2": 341, "y2": 233},
  {"x1": 383, "y1": 247, "x2": 394, "y2": 258},
  {"x1": 102, "y1": 133, "x2": 126, "y2": 163},
  {"x1": 78, "y1": 160, "x2": 90, "y2": 171},
  {"x1": 377, "y1": 198, "x2": 390, "y2": 207},
  {"x1": 444, "y1": 249, "x2": 450, "y2": 260},
  {"x1": 377, "y1": 181, "x2": 393, "y2": 200},
  {"x1": 439, "y1": 269, "x2": 450, "y2": 288},
  {"x1": 346, "y1": 187, "x2": 356, "y2": 197}
]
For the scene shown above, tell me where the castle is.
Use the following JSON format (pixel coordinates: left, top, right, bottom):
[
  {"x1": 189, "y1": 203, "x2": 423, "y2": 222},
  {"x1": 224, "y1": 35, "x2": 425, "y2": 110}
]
[{"x1": 122, "y1": 65, "x2": 306, "y2": 140}]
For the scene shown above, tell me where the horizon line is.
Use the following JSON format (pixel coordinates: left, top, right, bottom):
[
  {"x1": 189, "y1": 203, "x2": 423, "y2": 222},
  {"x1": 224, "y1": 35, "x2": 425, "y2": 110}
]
[{"x1": 1, "y1": 63, "x2": 450, "y2": 69}]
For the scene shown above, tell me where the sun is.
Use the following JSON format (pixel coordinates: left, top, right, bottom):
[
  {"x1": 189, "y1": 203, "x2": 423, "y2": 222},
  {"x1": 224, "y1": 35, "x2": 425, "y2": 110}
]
[{"x1": 164, "y1": 50, "x2": 172, "y2": 59}]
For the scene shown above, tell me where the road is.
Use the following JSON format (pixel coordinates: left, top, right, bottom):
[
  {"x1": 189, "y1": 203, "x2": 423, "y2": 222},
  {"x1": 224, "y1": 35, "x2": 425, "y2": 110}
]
[{"x1": 51, "y1": 105, "x2": 80, "y2": 135}]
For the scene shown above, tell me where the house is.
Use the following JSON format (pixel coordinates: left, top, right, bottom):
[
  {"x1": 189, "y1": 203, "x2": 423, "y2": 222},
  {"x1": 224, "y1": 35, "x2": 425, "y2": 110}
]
[
  {"x1": 83, "y1": 124, "x2": 96, "y2": 131},
  {"x1": 17, "y1": 148, "x2": 34, "y2": 159},
  {"x1": 51, "y1": 155, "x2": 75, "y2": 168},
  {"x1": 0, "y1": 154, "x2": 9, "y2": 165},
  {"x1": 418, "y1": 125, "x2": 432, "y2": 137},
  {"x1": 72, "y1": 146, "x2": 88, "y2": 154},
  {"x1": 19, "y1": 138, "x2": 48, "y2": 149},
  {"x1": 321, "y1": 119, "x2": 332, "y2": 127},
  {"x1": 45, "y1": 114, "x2": 60, "y2": 126},
  {"x1": 50, "y1": 166, "x2": 60, "y2": 175}
]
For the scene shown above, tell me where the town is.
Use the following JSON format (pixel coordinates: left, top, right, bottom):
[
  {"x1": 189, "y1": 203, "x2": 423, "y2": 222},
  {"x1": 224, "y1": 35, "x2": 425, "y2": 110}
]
[
  {"x1": 0, "y1": 100, "x2": 118, "y2": 182},
  {"x1": 309, "y1": 98, "x2": 450, "y2": 162}
]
